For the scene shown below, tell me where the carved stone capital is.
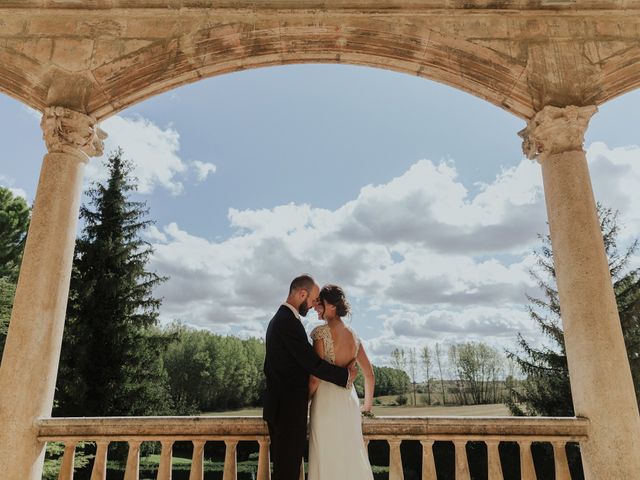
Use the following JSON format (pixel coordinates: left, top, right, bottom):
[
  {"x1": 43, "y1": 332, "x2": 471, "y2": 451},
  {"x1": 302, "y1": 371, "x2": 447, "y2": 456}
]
[
  {"x1": 40, "y1": 106, "x2": 107, "y2": 160},
  {"x1": 518, "y1": 105, "x2": 597, "y2": 163}
]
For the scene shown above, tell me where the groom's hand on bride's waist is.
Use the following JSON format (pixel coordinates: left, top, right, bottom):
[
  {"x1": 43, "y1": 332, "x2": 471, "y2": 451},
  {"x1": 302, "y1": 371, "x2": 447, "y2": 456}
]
[{"x1": 346, "y1": 359, "x2": 358, "y2": 389}]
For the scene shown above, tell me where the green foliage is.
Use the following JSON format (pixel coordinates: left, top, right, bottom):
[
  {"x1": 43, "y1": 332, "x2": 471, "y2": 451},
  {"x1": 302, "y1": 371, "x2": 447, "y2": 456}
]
[
  {"x1": 0, "y1": 186, "x2": 29, "y2": 282},
  {"x1": 353, "y1": 365, "x2": 410, "y2": 398},
  {"x1": 42, "y1": 442, "x2": 92, "y2": 480},
  {"x1": 390, "y1": 348, "x2": 409, "y2": 395},
  {"x1": 0, "y1": 276, "x2": 16, "y2": 360},
  {"x1": 0, "y1": 187, "x2": 29, "y2": 361},
  {"x1": 448, "y1": 342, "x2": 505, "y2": 405},
  {"x1": 55, "y1": 149, "x2": 172, "y2": 416},
  {"x1": 161, "y1": 322, "x2": 266, "y2": 412},
  {"x1": 507, "y1": 205, "x2": 640, "y2": 416}
]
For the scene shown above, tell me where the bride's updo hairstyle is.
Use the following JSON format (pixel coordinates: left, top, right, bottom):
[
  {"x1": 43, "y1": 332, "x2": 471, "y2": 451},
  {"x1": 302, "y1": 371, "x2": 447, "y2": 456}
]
[{"x1": 319, "y1": 284, "x2": 351, "y2": 317}]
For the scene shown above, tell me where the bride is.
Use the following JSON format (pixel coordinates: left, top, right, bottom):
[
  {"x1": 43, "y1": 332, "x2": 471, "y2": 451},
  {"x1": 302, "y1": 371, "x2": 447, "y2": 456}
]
[{"x1": 307, "y1": 284, "x2": 375, "y2": 480}]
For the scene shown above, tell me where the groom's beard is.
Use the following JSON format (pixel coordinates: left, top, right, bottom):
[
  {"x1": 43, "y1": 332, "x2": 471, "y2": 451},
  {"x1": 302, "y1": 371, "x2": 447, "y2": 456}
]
[{"x1": 298, "y1": 301, "x2": 310, "y2": 317}]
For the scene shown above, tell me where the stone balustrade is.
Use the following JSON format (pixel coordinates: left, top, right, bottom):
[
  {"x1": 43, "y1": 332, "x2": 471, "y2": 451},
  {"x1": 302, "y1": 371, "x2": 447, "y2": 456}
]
[{"x1": 37, "y1": 415, "x2": 589, "y2": 480}]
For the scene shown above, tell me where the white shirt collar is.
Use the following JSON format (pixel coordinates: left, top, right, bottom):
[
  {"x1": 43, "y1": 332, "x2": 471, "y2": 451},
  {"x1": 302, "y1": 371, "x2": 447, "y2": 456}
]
[{"x1": 282, "y1": 302, "x2": 301, "y2": 320}]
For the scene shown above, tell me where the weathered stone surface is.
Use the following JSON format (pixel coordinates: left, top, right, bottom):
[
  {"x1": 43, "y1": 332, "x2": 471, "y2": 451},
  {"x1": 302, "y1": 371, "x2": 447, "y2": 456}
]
[{"x1": 0, "y1": 2, "x2": 639, "y2": 118}]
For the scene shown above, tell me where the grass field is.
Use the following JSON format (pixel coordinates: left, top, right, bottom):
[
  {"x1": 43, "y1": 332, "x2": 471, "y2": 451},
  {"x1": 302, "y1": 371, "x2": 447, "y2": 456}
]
[{"x1": 205, "y1": 403, "x2": 511, "y2": 417}]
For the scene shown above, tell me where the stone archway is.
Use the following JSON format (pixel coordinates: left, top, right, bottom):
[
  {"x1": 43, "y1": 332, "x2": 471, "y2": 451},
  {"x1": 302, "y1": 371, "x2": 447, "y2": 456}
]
[
  {"x1": 1, "y1": 1, "x2": 640, "y2": 121},
  {"x1": 1, "y1": 2, "x2": 640, "y2": 479}
]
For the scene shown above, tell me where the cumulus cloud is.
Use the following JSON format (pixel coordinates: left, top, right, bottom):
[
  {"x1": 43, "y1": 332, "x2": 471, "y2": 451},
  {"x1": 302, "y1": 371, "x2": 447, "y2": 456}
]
[
  {"x1": 147, "y1": 142, "x2": 640, "y2": 365},
  {"x1": 336, "y1": 159, "x2": 546, "y2": 254},
  {"x1": 588, "y1": 142, "x2": 640, "y2": 242},
  {"x1": 192, "y1": 160, "x2": 217, "y2": 182},
  {"x1": 0, "y1": 175, "x2": 28, "y2": 200},
  {"x1": 87, "y1": 115, "x2": 188, "y2": 195},
  {"x1": 149, "y1": 156, "x2": 545, "y2": 339}
]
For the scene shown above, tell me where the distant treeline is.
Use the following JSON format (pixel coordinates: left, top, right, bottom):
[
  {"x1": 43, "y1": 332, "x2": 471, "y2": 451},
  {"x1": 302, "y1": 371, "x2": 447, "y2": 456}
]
[{"x1": 162, "y1": 323, "x2": 411, "y2": 413}]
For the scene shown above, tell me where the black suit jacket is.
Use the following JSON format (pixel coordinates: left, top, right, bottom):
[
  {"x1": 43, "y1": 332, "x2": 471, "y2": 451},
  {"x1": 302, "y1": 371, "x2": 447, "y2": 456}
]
[{"x1": 263, "y1": 305, "x2": 348, "y2": 425}]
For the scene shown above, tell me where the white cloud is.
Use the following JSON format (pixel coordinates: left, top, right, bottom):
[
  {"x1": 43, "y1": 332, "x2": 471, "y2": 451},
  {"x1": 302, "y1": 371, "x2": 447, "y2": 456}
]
[
  {"x1": 588, "y1": 142, "x2": 640, "y2": 242},
  {"x1": 335, "y1": 159, "x2": 546, "y2": 254},
  {"x1": 150, "y1": 156, "x2": 546, "y2": 342},
  {"x1": 0, "y1": 175, "x2": 28, "y2": 200},
  {"x1": 88, "y1": 115, "x2": 188, "y2": 195},
  {"x1": 147, "y1": 142, "x2": 640, "y2": 367},
  {"x1": 192, "y1": 160, "x2": 217, "y2": 182},
  {"x1": 22, "y1": 105, "x2": 41, "y2": 121}
]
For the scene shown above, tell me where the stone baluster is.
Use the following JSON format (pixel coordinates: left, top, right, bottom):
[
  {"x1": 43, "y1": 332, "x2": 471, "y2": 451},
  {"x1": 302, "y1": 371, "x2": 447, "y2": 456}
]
[
  {"x1": 257, "y1": 438, "x2": 271, "y2": 480},
  {"x1": 223, "y1": 440, "x2": 238, "y2": 480},
  {"x1": 486, "y1": 441, "x2": 504, "y2": 480},
  {"x1": 91, "y1": 441, "x2": 110, "y2": 480},
  {"x1": 157, "y1": 441, "x2": 174, "y2": 480},
  {"x1": 552, "y1": 442, "x2": 571, "y2": 480},
  {"x1": 0, "y1": 106, "x2": 107, "y2": 480},
  {"x1": 454, "y1": 441, "x2": 471, "y2": 480},
  {"x1": 58, "y1": 441, "x2": 77, "y2": 480},
  {"x1": 518, "y1": 440, "x2": 536, "y2": 480},
  {"x1": 520, "y1": 104, "x2": 640, "y2": 478},
  {"x1": 189, "y1": 440, "x2": 205, "y2": 480},
  {"x1": 388, "y1": 439, "x2": 404, "y2": 480},
  {"x1": 124, "y1": 440, "x2": 142, "y2": 480},
  {"x1": 420, "y1": 440, "x2": 437, "y2": 480}
]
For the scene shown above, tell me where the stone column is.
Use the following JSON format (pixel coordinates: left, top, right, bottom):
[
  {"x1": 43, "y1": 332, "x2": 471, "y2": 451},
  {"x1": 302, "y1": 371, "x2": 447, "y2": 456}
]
[
  {"x1": 519, "y1": 105, "x2": 640, "y2": 479},
  {"x1": 0, "y1": 106, "x2": 106, "y2": 479}
]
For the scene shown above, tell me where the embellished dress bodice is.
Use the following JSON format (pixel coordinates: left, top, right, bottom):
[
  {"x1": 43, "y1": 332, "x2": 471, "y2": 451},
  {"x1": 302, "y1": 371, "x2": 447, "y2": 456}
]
[{"x1": 310, "y1": 324, "x2": 360, "y2": 365}]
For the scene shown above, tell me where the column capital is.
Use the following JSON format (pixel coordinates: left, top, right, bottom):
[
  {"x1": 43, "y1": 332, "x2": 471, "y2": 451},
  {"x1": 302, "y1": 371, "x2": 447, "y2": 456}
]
[
  {"x1": 518, "y1": 105, "x2": 597, "y2": 163},
  {"x1": 40, "y1": 106, "x2": 107, "y2": 160}
]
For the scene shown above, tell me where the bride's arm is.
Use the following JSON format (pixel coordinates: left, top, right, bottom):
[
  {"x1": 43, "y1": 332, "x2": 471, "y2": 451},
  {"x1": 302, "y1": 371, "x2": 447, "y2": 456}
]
[
  {"x1": 357, "y1": 343, "x2": 375, "y2": 412},
  {"x1": 309, "y1": 338, "x2": 325, "y2": 399}
]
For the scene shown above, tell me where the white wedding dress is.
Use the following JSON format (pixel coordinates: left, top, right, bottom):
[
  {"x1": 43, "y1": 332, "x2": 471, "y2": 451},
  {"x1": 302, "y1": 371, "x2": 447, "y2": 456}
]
[{"x1": 307, "y1": 324, "x2": 374, "y2": 480}]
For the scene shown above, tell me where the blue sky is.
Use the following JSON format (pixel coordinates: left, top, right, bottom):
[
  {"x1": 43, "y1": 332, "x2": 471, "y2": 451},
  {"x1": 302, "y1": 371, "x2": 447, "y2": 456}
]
[{"x1": 2, "y1": 64, "x2": 640, "y2": 370}]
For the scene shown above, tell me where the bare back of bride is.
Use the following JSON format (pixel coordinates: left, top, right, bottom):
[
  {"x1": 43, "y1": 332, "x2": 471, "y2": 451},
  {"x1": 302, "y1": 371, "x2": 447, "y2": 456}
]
[{"x1": 307, "y1": 285, "x2": 375, "y2": 480}]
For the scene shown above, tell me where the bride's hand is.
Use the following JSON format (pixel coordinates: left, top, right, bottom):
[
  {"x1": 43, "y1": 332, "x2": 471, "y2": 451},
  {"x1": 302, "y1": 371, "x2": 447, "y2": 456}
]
[{"x1": 360, "y1": 404, "x2": 372, "y2": 413}]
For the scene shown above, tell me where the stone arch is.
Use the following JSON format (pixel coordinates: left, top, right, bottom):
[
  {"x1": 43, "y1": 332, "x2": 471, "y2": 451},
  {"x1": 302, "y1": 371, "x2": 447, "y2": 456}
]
[
  {"x1": 3, "y1": 6, "x2": 640, "y2": 122},
  {"x1": 84, "y1": 24, "x2": 532, "y2": 120}
]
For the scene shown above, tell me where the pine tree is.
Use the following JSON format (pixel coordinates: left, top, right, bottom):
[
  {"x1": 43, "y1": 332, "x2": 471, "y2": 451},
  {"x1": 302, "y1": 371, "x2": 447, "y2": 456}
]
[
  {"x1": 507, "y1": 205, "x2": 640, "y2": 416},
  {"x1": 55, "y1": 149, "x2": 172, "y2": 416},
  {"x1": 0, "y1": 277, "x2": 16, "y2": 361},
  {"x1": 0, "y1": 187, "x2": 30, "y2": 361},
  {"x1": 0, "y1": 186, "x2": 30, "y2": 282}
]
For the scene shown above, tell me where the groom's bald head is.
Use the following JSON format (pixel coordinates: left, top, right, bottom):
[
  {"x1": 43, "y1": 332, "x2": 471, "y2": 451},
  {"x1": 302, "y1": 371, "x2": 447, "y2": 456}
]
[
  {"x1": 289, "y1": 274, "x2": 315, "y2": 294},
  {"x1": 288, "y1": 274, "x2": 319, "y2": 317}
]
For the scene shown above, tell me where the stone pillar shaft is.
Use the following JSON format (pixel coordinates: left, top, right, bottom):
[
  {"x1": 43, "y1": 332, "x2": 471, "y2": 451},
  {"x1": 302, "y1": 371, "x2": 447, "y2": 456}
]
[
  {"x1": 0, "y1": 106, "x2": 106, "y2": 480},
  {"x1": 520, "y1": 105, "x2": 640, "y2": 479}
]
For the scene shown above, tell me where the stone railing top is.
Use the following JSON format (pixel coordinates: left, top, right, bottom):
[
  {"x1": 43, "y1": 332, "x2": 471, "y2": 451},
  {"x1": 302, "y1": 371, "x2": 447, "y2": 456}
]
[
  {"x1": 4, "y1": 0, "x2": 640, "y2": 10},
  {"x1": 37, "y1": 415, "x2": 590, "y2": 442}
]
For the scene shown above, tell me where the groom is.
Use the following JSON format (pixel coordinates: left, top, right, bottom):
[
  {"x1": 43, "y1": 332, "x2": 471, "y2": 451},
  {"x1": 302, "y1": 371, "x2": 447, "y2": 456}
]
[{"x1": 263, "y1": 274, "x2": 358, "y2": 480}]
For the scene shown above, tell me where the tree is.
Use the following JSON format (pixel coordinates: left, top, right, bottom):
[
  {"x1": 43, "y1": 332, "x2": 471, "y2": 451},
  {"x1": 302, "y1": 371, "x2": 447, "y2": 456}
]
[
  {"x1": 0, "y1": 187, "x2": 30, "y2": 282},
  {"x1": 407, "y1": 348, "x2": 419, "y2": 406},
  {"x1": 55, "y1": 149, "x2": 172, "y2": 417},
  {"x1": 390, "y1": 348, "x2": 409, "y2": 403},
  {"x1": 0, "y1": 187, "x2": 30, "y2": 362},
  {"x1": 421, "y1": 345, "x2": 432, "y2": 405},
  {"x1": 435, "y1": 343, "x2": 447, "y2": 405},
  {"x1": 507, "y1": 205, "x2": 640, "y2": 416},
  {"x1": 449, "y1": 342, "x2": 505, "y2": 405},
  {"x1": 0, "y1": 277, "x2": 15, "y2": 359}
]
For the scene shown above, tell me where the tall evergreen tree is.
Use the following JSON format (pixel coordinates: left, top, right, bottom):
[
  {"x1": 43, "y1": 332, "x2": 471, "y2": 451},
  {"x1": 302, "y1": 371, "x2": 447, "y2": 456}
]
[
  {"x1": 507, "y1": 205, "x2": 640, "y2": 416},
  {"x1": 55, "y1": 149, "x2": 172, "y2": 416},
  {"x1": 0, "y1": 186, "x2": 30, "y2": 282},
  {"x1": 0, "y1": 187, "x2": 30, "y2": 361}
]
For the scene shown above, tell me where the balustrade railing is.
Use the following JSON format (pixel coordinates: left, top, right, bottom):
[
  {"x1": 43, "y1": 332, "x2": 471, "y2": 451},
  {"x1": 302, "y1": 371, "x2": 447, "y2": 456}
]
[{"x1": 37, "y1": 415, "x2": 589, "y2": 480}]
